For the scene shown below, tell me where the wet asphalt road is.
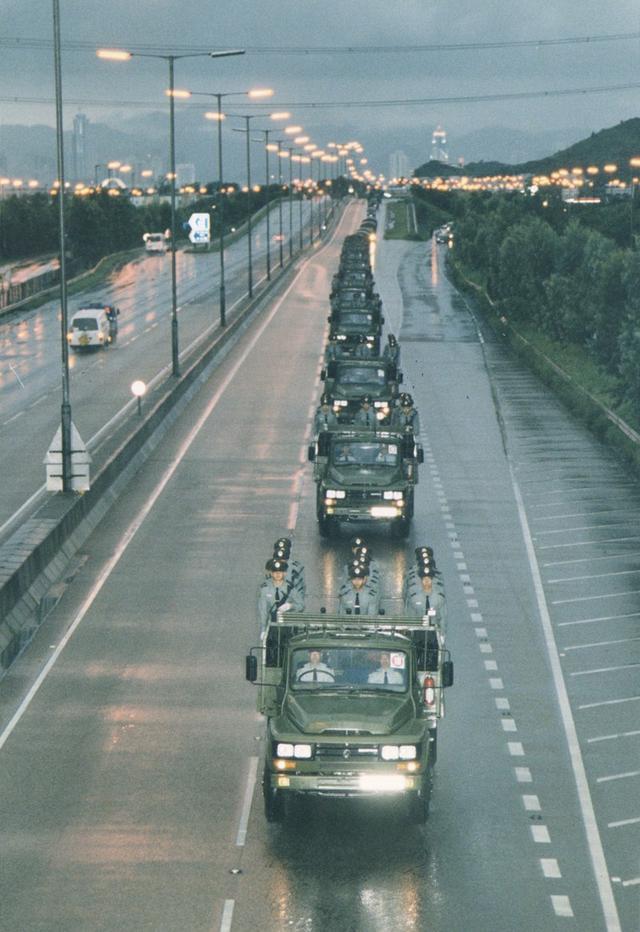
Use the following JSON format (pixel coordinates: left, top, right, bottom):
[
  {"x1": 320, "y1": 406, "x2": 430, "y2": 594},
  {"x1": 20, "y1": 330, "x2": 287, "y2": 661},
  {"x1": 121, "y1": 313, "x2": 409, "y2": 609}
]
[
  {"x1": 0, "y1": 201, "x2": 637, "y2": 931},
  {"x1": 0, "y1": 199, "x2": 319, "y2": 535}
]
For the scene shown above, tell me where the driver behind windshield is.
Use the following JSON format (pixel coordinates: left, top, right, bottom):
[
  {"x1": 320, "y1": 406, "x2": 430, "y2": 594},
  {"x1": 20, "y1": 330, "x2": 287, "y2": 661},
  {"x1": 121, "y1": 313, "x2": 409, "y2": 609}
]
[{"x1": 296, "y1": 649, "x2": 334, "y2": 682}]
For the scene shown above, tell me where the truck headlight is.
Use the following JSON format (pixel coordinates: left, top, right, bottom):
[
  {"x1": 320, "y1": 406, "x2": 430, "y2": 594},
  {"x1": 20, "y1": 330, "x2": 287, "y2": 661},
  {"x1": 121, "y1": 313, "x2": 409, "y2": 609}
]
[
  {"x1": 276, "y1": 742, "x2": 314, "y2": 759},
  {"x1": 383, "y1": 491, "x2": 404, "y2": 500},
  {"x1": 373, "y1": 401, "x2": 388, "y2": 409},
  {"x1": 333, "y1": 399, "x2": 348, "y2": 407},
  {"x1": 276, "y1": 743, "x2": 294, "y2": 758},
  {"x1": 336, "y1": 334, "x2": 347, "y2": 341},
  {"x1": 325, "y1": 489, "x2": 346, "y2": 499},
  {"x1": 380, "y1": 745, "x2": 417, "y2": 761}
]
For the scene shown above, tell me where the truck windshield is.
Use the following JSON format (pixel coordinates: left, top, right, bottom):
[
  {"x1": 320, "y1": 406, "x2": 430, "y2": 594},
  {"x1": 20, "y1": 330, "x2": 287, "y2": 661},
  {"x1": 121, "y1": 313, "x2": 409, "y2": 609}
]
[
  {"x1": 331, "y1": 441, "x2": 400, "y2": 467},
  {"x1": 71, "y1": 317, "x2": 99, "y2": 331},
  {"x1": 338, "y1": 313, "x2": 374, "y2": 326},
  {"x1": 291, "y1": 647, "x2": 408, "y2": 692},
  {"x1": 336, "y1": 366, "x2": 386, "y2": 385}
]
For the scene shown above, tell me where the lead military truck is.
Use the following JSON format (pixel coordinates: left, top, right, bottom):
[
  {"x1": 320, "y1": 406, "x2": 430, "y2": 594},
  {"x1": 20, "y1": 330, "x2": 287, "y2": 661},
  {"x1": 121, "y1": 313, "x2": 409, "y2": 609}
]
[{"x1": 246, "y1": 611, "x2": 453, "y2": 823}]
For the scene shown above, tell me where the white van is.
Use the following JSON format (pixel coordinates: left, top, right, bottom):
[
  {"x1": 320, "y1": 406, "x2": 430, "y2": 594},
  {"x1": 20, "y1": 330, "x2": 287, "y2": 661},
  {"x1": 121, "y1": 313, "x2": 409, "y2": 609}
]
[
  {"x1": 67, "y1": 308, "x2": 112, "y2": 350},
  {"x1": 144, "y1": 232, "x2": 167, "y2": 254}
]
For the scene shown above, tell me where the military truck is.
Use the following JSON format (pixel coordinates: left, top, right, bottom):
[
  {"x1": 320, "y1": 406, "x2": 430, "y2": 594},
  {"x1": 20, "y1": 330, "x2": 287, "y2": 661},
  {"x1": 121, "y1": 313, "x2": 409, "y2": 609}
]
[
  {"x1": 327, "y1": 310, "x2": 383, "y2": 356},
  {"x1": 320, "y1": 357, "x2": 401, "y2": 424},
  {"x1": 246, "y1": 611, "x2": 453, "y2": 823},
  {"x1": 308, "y1": 427, "x2": 423, "y2": 537}
]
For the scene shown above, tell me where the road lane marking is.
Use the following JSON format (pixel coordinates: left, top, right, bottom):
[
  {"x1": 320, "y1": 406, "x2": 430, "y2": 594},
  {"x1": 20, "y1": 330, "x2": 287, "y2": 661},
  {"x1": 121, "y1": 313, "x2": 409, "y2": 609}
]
[
  {"x1": 508, "y1": 742, "x2": 525, "y2": 757},
  {"x1": 578, "y1": 696, "x2": 640, "y2": 711},
  {"x1": 544, "y1": 552, "x2": 640, "y2": 568},
  {"x1": 540, "y1": 536, "x2": 640, "y2": 551},
  {"x1": 495, "y1": 698, "x2": 510, "y2": 711},
  {"x1": 563, "y1": 636, "x2": 640, "y2": 651},
  {"x1": 28, "y1": 394, "x2": 48, "y2": 408},
  {"x1": 596, "y1": 770, "x2": 640, "y2": 784},
  {"x1": 536, "y1": 522, "x2": 637, "y2": 536},
  {"x1": 484, "y1": 660, "x2": 498, "y2": 671},
  {"x1": 236, "y1": 756, "x2": 259, "y2": 846},
  {"x1": 523, "y1": 795, "x2": 541, "y2": 811},
  {"x1": 514, "y1": 766, "x2": 532, "y2": 781},
  {"x1": 541, "y1": 858, "x2": 561, "y2": 878},
  {"x1": 551, "y1": 895, "x2": 574, "y2": 917},
  {"x1": 552, "y1": 589, "x2": 640, "y2": 605},
  {"x1": 571, "y1": 663, "x2": 640, "y2": 677},
  {"x1": 558, "y1": 611, "x2": 640, "y2": 628},
  {"x1": 608, "y1": 817, "x2": 640, "y2": 829},
  {"x1": 220, "y1": 899, "x2": 235, "y2": 932},
  {"x1": 588, "y1": 730, "x2": 640, "y2": 744},
  {"x1": 3, "y1": 410, "x2": 24, "y2": 424},
  {"x1": 531, "y1": 825, "x2": 551, "y2": 843},
  {"x1": 622, "y1": 877, "x2": 640, "y2": 887},
  {"x1": 548, "y1": 569, "x2": 640, "y2": 584},
  {"x1": 501, "y1": 718, "x2": 517, "y2": 732},
  {"x1": 508, "y1": 461, "x2": 622, "y2": 931},
  {"x1": 489, "y1": 678, "x2": 504, "y2": 690}
]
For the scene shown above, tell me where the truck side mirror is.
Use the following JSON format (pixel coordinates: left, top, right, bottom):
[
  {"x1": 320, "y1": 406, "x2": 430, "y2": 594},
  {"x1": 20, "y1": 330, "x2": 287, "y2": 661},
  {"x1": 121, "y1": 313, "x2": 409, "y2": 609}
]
[
  {"x1": 308, "y1": 444, "x2": 316, "y2": 462},
  {"x1": 381, "y1": 316, "x2": 385, "y2": 324},
  {"x1": 442, "y1": 660, "x2": 454, "y2": 688},
  {"x1": 245, "y1": 654, "x2": 258, "y2": 683},
  {"x1": 320, "y1": 368, "x2": 327, "y2": 381},
  {"x1": 397, "y1": 372, "x2": 403, "y2": 383},
  {"x1": 416, "y1": 447, "x2": 424, "y2": 464},
  {"x1": 327, "y1": 360, "x2": 337, "y2": 379}
]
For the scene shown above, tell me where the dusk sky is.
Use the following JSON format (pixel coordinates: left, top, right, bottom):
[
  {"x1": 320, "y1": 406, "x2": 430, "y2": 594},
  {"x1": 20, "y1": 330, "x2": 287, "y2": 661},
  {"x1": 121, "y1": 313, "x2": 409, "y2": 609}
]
[{"x1": 1, "y1": 1, "x2": 639, "y2": 174}]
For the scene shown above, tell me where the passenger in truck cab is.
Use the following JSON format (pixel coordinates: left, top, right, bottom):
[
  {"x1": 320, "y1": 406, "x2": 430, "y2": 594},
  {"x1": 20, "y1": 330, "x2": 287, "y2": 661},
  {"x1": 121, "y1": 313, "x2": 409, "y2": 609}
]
[{"x1": 368, "y1": 652, "x2": 404, "y2": 685}]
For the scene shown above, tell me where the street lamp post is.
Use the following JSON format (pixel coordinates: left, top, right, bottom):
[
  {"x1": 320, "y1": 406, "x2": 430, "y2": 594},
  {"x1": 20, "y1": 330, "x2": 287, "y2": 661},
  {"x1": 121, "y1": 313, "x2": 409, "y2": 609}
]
[
  {"x1": 293, "y1": 156, "x2": 303, "y2": 251},
  {"x1": 282, "y1": 146, "x2": 295, "y2": 260},
  {"x1": 97, "y1": 47, "x2": 245, "y2": 370},
  {"x1": 53, "y1": 0, "x2": 72, "y2": 491},
  {"x1": 275, "y1": 140, "x2": 284, "y2": 268},
  {"x1": 262, "y1": 129, "x2": 272, "y2": 280},
  {"x1": 231, "y1": 114, "x2": 263, "y2": 298}
]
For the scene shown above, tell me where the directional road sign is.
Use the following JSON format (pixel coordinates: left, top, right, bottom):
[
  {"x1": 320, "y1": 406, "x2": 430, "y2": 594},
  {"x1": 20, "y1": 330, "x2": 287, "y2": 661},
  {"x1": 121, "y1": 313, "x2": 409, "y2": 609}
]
[{"x1": 188, "y1": 212, "x2": 211, "y2": 245}]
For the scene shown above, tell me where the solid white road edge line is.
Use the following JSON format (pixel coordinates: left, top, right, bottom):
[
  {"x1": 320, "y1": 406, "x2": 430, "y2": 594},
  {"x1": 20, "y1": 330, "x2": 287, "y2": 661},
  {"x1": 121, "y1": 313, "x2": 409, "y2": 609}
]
[
  {"x1": 507, "y1": 459, "x2": 622, "y2": 932},
  {"x1": 0, "y1": 205, "x2": 353, "y2": 754}
]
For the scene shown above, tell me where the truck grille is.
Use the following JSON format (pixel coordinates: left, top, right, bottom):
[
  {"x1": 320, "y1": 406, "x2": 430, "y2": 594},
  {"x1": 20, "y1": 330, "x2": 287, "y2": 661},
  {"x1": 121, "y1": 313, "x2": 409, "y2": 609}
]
[
  {"x1": 316, "y1": 744, "x2": 379, "y2": 761},
  {"x1": 344, "y1": 490, "x2": 383, "y2": 503}
]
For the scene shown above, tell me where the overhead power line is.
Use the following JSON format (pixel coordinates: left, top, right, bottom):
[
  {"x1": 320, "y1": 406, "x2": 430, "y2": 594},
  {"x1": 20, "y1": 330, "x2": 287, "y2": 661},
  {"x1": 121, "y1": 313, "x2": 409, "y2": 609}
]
[
  {"x1": 0, "y1": 30, "x2": 639, "y2": 55},
  {"x1": 2, "y1": 81, "x2": 640, "y2": 112}
]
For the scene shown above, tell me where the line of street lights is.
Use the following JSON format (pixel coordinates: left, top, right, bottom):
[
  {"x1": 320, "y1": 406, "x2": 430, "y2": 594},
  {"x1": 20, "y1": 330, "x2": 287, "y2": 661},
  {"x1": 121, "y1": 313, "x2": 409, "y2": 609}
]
[{"x1": 47, "y1": 35, "x2": 359, "y2": 493}]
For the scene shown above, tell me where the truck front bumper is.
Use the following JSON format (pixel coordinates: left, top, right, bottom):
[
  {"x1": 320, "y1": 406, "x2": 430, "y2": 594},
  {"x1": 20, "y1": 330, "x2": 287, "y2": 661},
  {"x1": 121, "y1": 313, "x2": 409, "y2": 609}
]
[{"x1": 269, "y1": 771, "x2": 419, "y2": 797}]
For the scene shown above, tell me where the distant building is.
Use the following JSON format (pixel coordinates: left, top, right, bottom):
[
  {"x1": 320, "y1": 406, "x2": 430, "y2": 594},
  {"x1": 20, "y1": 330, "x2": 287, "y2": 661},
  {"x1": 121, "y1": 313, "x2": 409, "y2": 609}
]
[
  {"x1": 389, "y1": 150, "x2": 411, "y2": 180},
  {"x1": 430, "y1": 125, "x2": 448, "y2": 162},
  {"x1": 72, "y1": 113, "x2": 89, "y2": 182},
  {"x1": 176, "y1": 163, "x2": 196, "y2": 187}
]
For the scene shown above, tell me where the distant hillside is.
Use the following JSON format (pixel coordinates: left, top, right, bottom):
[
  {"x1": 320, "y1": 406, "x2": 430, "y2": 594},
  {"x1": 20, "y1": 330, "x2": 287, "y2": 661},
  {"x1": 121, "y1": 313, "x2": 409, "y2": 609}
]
[{"x1": 414, "y1": 117, "x2": 640, "y2": 179}]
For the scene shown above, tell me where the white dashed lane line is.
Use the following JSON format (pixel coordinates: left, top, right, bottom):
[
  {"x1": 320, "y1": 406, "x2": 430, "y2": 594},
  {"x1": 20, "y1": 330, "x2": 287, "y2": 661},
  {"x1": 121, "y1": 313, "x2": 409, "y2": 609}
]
[{"x1": 425, "y1": 441, "x2": 575, "y2": 924}]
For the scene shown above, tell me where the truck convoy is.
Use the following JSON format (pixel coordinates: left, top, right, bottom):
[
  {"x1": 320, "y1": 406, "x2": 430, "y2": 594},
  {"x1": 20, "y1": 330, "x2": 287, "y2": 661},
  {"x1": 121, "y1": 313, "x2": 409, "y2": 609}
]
[{"x1": 248, "y1": 197, "x2": 454, "y2": 826}]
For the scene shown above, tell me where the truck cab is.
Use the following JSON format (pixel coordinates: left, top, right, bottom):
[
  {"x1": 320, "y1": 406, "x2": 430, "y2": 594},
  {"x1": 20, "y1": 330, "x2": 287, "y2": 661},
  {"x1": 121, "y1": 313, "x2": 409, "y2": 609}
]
[
  {"x1": 320, "y1": 357, "x2": 401, "y2": 423},
  {"x1": 246, "y1": 612, "x2": 453, "y2": 823},
  {"x1": 308, "y1": 427, "x2": 423, "y2": 537}
]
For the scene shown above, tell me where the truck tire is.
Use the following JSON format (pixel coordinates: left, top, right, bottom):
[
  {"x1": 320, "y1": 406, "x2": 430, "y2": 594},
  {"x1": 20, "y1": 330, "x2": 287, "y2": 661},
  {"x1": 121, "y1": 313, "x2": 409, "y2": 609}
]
[
  {"x1": 263, "y1": 765, "x2": 284, "y2": 823},
  {"x1": 393, "y1": 516, "x2": 410, "y2": 539},
  {"x1": 409, "y1": 768, "x2": 432, "y2": 824},
  {"x1": 318, "y1": 515, "x2": 337, "y2": 538},
  {"x1": 428, "y1": 727, "x2": 438, "y2": 766}
]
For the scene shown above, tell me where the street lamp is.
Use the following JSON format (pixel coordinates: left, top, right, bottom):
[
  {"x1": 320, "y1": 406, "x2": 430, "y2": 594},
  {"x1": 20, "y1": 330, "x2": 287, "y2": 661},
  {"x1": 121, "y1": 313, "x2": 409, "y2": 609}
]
[
  {"x1": 198, "y1": 88, "x2": 272, "y2": 325},
  {"x1": 292, "y1": 155, "x2": 304, "y2": 251},
  {"x1": 280, "y1": 146, "x2": 295, "y2": 260},
  {"x1": 97, "y1": 46, "x2": 245, "y2": 370},
  {"x1": 53, "y1": 0, "x2": 73, "y2": 491},
  {"x1": 231, "y1": 113, "x2": 267, "y2": 298}
]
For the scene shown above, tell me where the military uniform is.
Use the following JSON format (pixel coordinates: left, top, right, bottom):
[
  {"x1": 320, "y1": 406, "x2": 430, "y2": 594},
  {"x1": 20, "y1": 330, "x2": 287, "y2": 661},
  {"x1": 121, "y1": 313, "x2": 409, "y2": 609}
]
[
  {"x1": 353, "y1": 405, "x2": 376, "y2": 429},
  {"x1": 391, "y1": 405, "x2": 421, "y2": 436},
  {"x1": 314, "y1": 406, "x2": 338, "y2": 433}
]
